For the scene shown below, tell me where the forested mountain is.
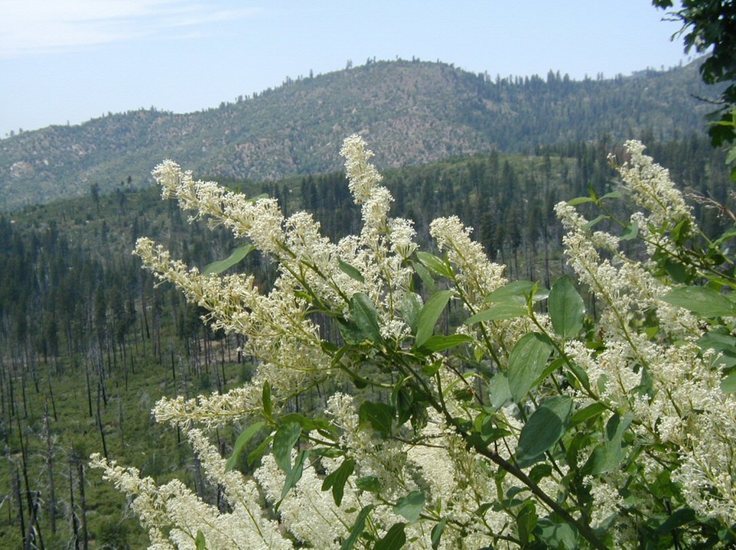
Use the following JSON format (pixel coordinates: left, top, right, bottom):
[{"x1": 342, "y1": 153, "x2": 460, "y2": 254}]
[{"x1": 0, "y1": 58, "x2": 722, "y2": 210}]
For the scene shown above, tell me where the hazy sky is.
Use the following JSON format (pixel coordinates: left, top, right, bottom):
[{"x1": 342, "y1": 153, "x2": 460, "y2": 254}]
[{"x1": 0, "y1": 1, "x2": 695, "y2": 137}]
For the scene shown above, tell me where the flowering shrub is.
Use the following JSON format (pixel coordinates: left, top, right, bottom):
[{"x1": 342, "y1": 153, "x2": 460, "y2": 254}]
[{"x1": 91, "y1": 136, "x2": 736, "y2": 548}]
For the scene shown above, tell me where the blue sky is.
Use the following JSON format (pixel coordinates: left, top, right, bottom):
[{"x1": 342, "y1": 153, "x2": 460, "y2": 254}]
[{"x1": 0, "y1": 1, "x2": 695, "y2": 137}]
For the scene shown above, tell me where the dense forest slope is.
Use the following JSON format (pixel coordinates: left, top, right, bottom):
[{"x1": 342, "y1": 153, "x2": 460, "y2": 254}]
[{"x1": 0, "y1": 58, "x2": 721, "y2": 210}]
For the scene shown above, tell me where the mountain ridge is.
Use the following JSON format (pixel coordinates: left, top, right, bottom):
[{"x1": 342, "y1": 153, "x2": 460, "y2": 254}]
[{"x1": 0, "y1": 58, "x2": 721, "y2": 210}]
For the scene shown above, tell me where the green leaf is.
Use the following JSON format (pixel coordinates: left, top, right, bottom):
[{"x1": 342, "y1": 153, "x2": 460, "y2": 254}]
[
  {"x1": 337, "y1": 319, "x2": 364, "y2": 345},
  {"x1": 600, "y1": 190, "x2": 622, "y2": 201},
  {"x1": 517, "y1": 500, "x2": 538, "y2": 546},
  {"x1": 565, "y1": 359, "x2": 591, "y2": 392},
  {"x1": 655, "y1": 508, "x2": 696, "y2": 536},
  {"x1": 465, "y1": 301, "x2": 527, "y2": 324},
  {"x1": 662, "y1": 286, "x2": 736, "y2": 318},
  {"x1": 421, "y1": 360, "x2": 443, "y2": 377},
  {"x1": 350, "y1": 293, "x2": 382, "y2": 343},
  {"x1": 431, "y1": 518, "x2": 447, "y2": 549},
  {"x1": 529, "y1": 463, "x2": 553, "y2": 484},
  {"x1": 536, "y1": 518, "x2": 576, "y2": 549},
  {"x1": 605, "y1": 412, "x2": 633, "y2": 442},
  {"x1": 721, "y1": 371, "x2": 736, "y2": 393},
  {"x1": 488, "y1": 373, "x2": 512, "y2": 410},
  {"x1": 374, "y1": 523, "x2": 406, "y2": 550},
  {"x1": 280, "y1": 449, "x2": 306, "y2": 499},
  {"x1": 262, "y1": 381, "x2": 273, "y2": 420},
  {"x1": 358, "y1": 401, "x2": 394, "y2": 438},
  {"x1": 195, "y1": 530, "x2": 207, "y2": 550},
  {"x1": 341, "y1": 505, "x2": 374, "y2": 550},
  {"x1": 279, "y1": 413, "x2": 335, "y2": 434},
  {"x1": 400, "y1": 292, "x2": 423, "y2": 335},
  {"x1": 412, "y1": 261, "x2": 436, "y2": 294},
  {"x1": 415, "y1": 290, "x2": 453, "y2": 348},
  {"x1": 473, "y1": 412, "x2": 511, "y2": 444},
  {"x1": 419, "y1": 334, "x2": 473, "y2": 352},
  {"x1": 272, "y1": 422, "x2": 301, "y2": 473},
  {"x1": 713, "y1": 227, "x2": 736, "y2": 246},
  {"x1": 356, "y1": 475, "x2": 381, "y2": 492},
  {"x1": 322, "y1": 458, "x2": 355, "y2": 506},
  {"x1": 584, "y1": 214, "x2": 609, "y2": 229},
  {"x1": 507, "y1": 333, "x2": 554, "y2": 402},
  {"x1": 516, "y1": 396, "x2": 573, "y2": 467},
  {"x1": 247, "y1": 435, "x2": 272, "y2": 467},
  {"x1": 394, "y1": 491, "x2": 425, "y2": 523},
  {"x1": 584, "y1": 413, "x2": 632, "y2": 475},
  {"x1": 585, "y1": 442, "x2": 623, "y2": 476},
  {"x1": 571, "y1": 402, "x2": 607, "y2": 426},
  {"x1": 416, "y1": 251, "x2": 452, "y2": 277},
  {"x1": 671, "y1": 218, "x2": 691, "y2": 245},
  {"x1": 698, "y1": 329, "x2": 736, "y2": 368},
  {"x1": 698, "y1": 330, "x2": 736, "y2": 352},
  {"x1": 392, "y1": 384, "x2": 413, "y2": 425},
  {"x1": 548, "y1": 276, "x2": 585, "y2": 339},
  {"x1": 621, "y1": 222, "x2": 639, "y2": 241},
  {"x1": 567, "y1": 196, "x2": 595, "y2": 206},
  {"x1": 226, "y1": 421, "x2": 265, "y2": 471},
  {"x1": 485, "y1": 280, "x2": 537, "y2": 302},
  {"x1": 338, "y1": 260, "x2": 365, "y2": 282},
  {"x1": 203, "y1": 244, "x2": 255, "y2": 275}
]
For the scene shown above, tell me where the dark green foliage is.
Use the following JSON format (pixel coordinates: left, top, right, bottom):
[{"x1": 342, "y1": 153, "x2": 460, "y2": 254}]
[{"x1": 654, "y1": 1, "x2": 736, "y2": 143}]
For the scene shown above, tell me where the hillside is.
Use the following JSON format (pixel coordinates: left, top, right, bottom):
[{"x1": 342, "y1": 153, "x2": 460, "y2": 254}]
[{"x1": 0, "y1": 58, "x2": 722, "y2": 210}]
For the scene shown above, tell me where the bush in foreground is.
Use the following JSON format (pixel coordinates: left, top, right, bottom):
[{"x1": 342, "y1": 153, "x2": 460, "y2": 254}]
[{"x1": 92, "y1": 136, "x2": 736, "y2": 548}]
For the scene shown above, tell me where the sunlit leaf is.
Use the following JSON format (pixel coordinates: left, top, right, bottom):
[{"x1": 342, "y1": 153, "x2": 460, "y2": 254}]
[
  {"x1": 394, "y1": 491, "x2": 425, "y2": 523},
  {"x1": 485, "y1": 280, "x2": 536, "y2": 302},
  {"x1": 465, "y1": 301, "x2": 527, "y2": 324},
  {"x1": 419, "y1": 334, "x2": 473, "y2": 352},
  {"x1": 416, "y1": 251, "x2": 452, "y2": 277},
  {"x1": 338, "y1": 260, "x2": 365, "y2": 282},
  {"x1": 721, "y1": 371, "x2": 736, "y2": 393},
  {"x1": 567, "y1": 196, "x2": 595, "y2": 206},
  {"x1": 488, "y1": 373, "x2": 512, "y2": 410},
  {"x1": 203, "y1": 244, "x2": 255, "y2": 275},
  {"x1": 662, "y1": 286, "x2": 736, "y2": 317}
]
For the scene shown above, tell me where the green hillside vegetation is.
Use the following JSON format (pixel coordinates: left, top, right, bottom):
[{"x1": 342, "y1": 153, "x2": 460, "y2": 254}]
[
  {"x1": 0, "y1": 58, "x2": 723, "y2": 211},
  {"x1": 0, "y1": 135, "x2": 731, "y2": 547}
]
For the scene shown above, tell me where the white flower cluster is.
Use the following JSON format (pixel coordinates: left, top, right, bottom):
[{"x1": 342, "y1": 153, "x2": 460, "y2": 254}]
[
  {"x1": 430, "y1": 215, "x2": 506, "y2": 307},
  {"x1": 90, "y1": 452, "x2": 292, "y2": 549},
  {"x1": 558, "y1": 141, "x2": 736, "y2": 525},
  {"x1": 101, "y1": 136, "x2": 536, "y2": 547},
  {"x1": 94, "y1": 135, "x2": 736, "y2": 547},
  {"x1": 614, "y1": 140, "x2": 695, "y2": 230}
]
